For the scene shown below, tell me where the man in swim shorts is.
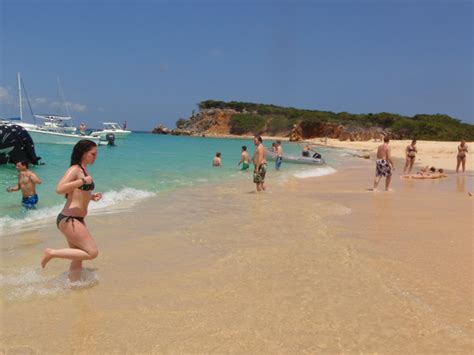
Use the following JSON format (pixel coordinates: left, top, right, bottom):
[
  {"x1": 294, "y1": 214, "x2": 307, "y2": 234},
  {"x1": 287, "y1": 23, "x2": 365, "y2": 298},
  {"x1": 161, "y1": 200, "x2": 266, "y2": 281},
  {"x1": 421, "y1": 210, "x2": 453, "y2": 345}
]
[
  {"x1": 373, "y1": 136, "x2": 394, "y2": 191},
  {"x1": 238, "y1": 146, "x2": 250, "y2": 171},
  {"x1": 252, "y1": 135, "x2": 267, "y2": 192},
  {"x1": 275, "y1": 140, "x2": 283, "y2": 170},
  {"x1": 6, "y1": 160, "x2": 42, "y2": 209}
]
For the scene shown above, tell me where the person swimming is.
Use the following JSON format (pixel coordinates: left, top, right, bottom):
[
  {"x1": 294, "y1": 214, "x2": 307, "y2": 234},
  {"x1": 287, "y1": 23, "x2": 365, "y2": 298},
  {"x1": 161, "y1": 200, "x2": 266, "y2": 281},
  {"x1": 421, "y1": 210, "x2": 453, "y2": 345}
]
[
  {"x1": 238, "y1": 146, "x2": 250, "y2": 171},
  {"x1": 213, "y1": 152, "x2": 221, "y2": 167}
]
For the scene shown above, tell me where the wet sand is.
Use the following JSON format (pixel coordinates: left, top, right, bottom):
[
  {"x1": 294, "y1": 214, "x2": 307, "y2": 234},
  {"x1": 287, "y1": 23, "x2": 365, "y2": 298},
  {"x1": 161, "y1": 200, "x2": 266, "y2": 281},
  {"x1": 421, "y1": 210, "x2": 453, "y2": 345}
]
[{"x1": 1, "y1": 157, "x2": 473, "y2": 353}]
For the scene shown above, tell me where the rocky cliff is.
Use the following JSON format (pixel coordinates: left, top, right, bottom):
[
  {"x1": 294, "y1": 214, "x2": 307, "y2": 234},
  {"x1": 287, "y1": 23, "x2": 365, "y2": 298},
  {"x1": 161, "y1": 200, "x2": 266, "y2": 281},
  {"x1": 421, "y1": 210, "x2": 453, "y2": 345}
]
[{"x1": 153, "y1": 108, "x2": 389, "y2": 141}]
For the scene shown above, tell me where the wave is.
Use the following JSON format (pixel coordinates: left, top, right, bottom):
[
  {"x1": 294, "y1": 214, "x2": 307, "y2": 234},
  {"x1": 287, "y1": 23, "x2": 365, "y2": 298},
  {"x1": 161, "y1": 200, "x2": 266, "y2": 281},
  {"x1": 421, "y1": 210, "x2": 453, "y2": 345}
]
[
  {"x1": 0, "y1": 187, "x2": 155, "y2": 236},
  {"x1": 293, "y1": 166, "x2": 337, "y2": 179},
  {"x1": 0, "y1": 267, "x2": 99, "y2": 300}
]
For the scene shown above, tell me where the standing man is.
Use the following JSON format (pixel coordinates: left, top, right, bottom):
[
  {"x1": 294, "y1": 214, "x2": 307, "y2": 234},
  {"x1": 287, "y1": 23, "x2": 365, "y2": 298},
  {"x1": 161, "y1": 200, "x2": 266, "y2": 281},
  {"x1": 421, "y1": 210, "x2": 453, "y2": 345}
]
[
  {"x1": 373, "y1": 136, "x2": 394, "y2": 191},
  {"x1": 275, "y1": 140, "x2": 283, "y2": 170},
  {"x1": 252, "y1": 135, "x2": 267, "y2": 192},
  {"x1": 79, "y1": 122, "x2": 86, "y2": 136},
  {"x1": 6, "y1": 160, "x2": 42, "y2": 209}
]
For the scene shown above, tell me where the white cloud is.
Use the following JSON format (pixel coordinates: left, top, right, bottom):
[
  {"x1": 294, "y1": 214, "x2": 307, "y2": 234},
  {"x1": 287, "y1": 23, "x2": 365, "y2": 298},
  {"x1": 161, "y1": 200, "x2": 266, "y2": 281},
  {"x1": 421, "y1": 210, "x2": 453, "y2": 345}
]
[
  {"x1": 33, "y1": 97, "x2": 49, "y2": 105},
  {"x1": 50, "y1": 100, "x2": 87, "y2": 112},
  {"x1": 0, "y1": 86, "x2": 12, "y2": 103}
]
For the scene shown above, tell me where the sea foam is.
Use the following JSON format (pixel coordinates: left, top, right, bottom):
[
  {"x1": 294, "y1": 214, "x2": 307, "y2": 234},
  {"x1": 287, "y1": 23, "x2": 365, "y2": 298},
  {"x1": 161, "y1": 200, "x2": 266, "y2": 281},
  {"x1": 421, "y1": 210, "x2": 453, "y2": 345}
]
[
  {"x1": 293, "y1": 166, "x2": 337, "y2": 179},
  {"x1": 0, "y1": 267, "x2": 99, "y2": 300},
  {"x1": 0, "y1": 187, "x2": 154, "y2": 236}
]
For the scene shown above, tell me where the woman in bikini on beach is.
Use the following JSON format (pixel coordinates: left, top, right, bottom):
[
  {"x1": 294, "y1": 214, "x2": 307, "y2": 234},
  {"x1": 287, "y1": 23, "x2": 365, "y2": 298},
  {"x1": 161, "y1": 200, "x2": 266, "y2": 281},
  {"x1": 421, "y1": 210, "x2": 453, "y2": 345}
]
[
  {"x1": 456, "y1": 140, "x2": 468, "y2": 173},
  {"x1": 41, "y1": 140, "x2": 102, "y2": 281},
  {"x1": 403, "y1": 139, "x2": 417, "y2": 174}
]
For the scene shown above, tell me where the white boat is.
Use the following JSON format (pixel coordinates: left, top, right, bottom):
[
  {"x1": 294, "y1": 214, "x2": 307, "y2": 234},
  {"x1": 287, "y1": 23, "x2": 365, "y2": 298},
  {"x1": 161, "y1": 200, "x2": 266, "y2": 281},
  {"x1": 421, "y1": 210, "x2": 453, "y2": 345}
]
[
  {"x1": 11, "y1": 73, "x2": 100, "y2": 145},
  {"x1": 33, "y1": 114, "x2": 77, "y2": 134},
  {"x1": 265, "y1": 150, "x2": 325, "y2": 165},
  {"x1": 90, "y1": 122, "x2": 131, "y2": 140},
  {"x1": 25, "y1": 127, "x2": 100, "y2": 145}
]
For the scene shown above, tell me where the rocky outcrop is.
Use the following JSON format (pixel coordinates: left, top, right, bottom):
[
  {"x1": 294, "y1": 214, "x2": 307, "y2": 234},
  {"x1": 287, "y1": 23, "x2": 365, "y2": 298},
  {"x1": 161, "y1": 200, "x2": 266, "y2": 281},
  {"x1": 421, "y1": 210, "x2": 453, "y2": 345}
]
[
  {"x1": 154, "y1": 108, "x2": 392, "y2": 141},
  {"x1": 152, "y1": 125, "x2": 171, "y2": 134}
]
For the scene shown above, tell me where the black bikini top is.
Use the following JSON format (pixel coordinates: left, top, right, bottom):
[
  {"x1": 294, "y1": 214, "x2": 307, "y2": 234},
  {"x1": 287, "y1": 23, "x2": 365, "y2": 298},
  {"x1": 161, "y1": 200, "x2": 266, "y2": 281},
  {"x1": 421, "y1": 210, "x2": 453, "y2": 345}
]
[{"x1": 78, "y1": 165, "x2": 95, "y2": 191}]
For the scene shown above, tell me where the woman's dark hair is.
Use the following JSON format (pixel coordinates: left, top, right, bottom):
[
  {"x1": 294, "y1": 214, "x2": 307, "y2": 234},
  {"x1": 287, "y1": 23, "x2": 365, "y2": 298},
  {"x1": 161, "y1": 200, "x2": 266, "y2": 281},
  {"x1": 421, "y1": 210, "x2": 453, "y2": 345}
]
[
  {"x1": 242, "y1": 146, "x2": 247, "y2": 151},
  {"x1": 70, "y1": 139, "x2": 97, "y2": 166},
  {"x1": 216, "y1": 152, "x2": 221, "y2": 157}
]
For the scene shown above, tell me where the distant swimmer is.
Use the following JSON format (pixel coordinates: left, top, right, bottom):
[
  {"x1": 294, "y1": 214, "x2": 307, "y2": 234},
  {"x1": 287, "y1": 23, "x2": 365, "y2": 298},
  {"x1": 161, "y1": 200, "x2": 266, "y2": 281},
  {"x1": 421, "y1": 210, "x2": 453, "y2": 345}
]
[
  {"x1": 275, "y1": 140, "x2": 283, "y2": 170},
  {"x1": 302, "y1": 145, "x2": 311, "y2": 157},
  {"x1": 302, "y1": 144, "x2": 322, "y2": 159},
  {"x1": 213, "y1": 152, "x2": 221, "y2": 167},
  {"x1": 253, "y1": 135, "x2": 267, "y2": 192},
  {"x1": 238, "y1": 146, "x2": 250, "y2": 171},
  {"x1": 403, "y1": 139, "x2": 417, "y2": 174},
  {"x1": 41, "y1": 140, "x2": 103, "y2": 282},
  {"x1": 456, "y1": 140, "x2": 468, "y2": 173},
  {"x1": 373, "y1": 136, "x2": 394, "y2": 191},
  {"x1": 6, "y1": 160, "x2": 42, "y2": 209}
]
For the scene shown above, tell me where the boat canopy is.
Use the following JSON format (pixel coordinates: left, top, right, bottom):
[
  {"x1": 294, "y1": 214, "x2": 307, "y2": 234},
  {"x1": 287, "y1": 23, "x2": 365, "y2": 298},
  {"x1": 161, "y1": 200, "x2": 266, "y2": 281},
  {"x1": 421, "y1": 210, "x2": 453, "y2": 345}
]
[
  {"x1": 102, "y1": 122, "x2": 122, "y2": 129},
  {"x1": 34, "y1": 114, "x2": 72, "y2": 121}
]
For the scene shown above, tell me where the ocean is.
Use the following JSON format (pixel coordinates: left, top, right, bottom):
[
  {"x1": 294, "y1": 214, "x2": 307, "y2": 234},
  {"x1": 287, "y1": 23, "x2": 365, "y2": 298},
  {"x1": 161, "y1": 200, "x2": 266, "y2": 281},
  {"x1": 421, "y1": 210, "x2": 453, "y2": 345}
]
[{"x1": 0, "y1": 134, "x2": 339, "y2": 235}]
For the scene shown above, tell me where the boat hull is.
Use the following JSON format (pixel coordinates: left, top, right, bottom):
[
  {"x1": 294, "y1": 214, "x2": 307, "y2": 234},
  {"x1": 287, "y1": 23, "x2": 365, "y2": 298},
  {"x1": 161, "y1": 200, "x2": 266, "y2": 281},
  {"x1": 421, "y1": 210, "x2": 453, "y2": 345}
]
[
  {"x1": 266, "y1": 152, "x2": 325, "y2": 165},
  {"x1": 91, "y1": 130, "x2": 131, "y2": 140},
  {"x1": 27, "y1": 129, "x2": 100, "y2": 145}
]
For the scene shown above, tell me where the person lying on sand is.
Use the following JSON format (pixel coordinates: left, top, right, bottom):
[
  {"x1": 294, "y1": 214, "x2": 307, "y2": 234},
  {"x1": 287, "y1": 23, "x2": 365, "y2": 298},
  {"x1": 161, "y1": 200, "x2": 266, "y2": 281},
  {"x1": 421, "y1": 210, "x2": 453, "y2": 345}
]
[{"x1": 401, "y1": 168, "x2": 447, "y2": 179}]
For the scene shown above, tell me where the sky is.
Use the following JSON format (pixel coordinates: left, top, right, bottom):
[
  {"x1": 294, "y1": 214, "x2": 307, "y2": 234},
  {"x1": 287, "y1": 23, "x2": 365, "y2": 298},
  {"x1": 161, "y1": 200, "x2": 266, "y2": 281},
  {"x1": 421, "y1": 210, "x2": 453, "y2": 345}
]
[{"x1": 0, "y1": 0, "x2": 472, "y2": 131}]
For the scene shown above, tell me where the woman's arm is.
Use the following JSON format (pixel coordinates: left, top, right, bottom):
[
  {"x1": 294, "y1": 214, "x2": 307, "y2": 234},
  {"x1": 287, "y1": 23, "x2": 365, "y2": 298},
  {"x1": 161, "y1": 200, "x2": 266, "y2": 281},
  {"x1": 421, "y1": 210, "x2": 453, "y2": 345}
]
[{"x1": 55, "y1": 166, "x2": 90, "y2": 195}]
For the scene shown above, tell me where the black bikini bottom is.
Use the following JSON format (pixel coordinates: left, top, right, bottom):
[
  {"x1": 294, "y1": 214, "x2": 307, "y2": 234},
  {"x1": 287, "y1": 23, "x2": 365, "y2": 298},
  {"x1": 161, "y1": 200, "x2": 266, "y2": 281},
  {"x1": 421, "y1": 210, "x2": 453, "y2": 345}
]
[{"x1": 56, "y1": 213, "x2": 85, "y2": 228}]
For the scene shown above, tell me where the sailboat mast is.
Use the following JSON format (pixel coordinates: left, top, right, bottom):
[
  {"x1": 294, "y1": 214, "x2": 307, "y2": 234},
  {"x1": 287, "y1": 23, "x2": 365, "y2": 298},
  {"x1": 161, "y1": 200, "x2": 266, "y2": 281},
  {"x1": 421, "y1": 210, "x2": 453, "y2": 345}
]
[{"x1": 18, "y1": 72, "x2": 23, "y2": 120}]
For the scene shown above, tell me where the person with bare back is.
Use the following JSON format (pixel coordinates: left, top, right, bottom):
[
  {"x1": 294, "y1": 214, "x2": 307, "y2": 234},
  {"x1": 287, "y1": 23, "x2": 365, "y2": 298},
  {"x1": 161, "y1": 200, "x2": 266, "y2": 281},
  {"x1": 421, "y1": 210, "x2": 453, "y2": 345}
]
[
  {"x1": 41, "y1": 140, "x2": 103, "y2": 281},
  {"x1": 252, "y1": 135, "x2": 267, "y2": 192},
  {"x1": 373, "y1": 136, "x2": 394, "y2": 191}
]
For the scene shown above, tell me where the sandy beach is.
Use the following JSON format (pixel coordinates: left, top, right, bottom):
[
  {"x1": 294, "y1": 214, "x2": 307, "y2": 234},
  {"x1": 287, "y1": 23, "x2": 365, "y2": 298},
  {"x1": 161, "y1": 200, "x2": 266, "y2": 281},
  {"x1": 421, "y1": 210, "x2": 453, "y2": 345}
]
[
  {"x1": 308, "y1": 138, "x2": 473, "y2": 173},
  {"x1": 1, "y1": 148, "x2": 473, "y2": 353}
]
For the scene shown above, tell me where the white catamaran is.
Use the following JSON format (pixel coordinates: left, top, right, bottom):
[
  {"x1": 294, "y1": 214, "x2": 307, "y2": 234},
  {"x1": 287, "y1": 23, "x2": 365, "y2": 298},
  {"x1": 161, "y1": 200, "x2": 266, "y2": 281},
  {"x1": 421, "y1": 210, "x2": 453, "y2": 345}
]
[{"x1": 12, "y1": 73, "x2": 100, "y2": 145}]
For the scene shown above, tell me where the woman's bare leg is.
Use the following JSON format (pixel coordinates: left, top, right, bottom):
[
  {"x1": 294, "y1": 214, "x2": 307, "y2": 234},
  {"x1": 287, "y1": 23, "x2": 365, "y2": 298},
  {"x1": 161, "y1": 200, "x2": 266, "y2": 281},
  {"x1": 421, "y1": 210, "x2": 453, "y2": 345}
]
[
  {"x1": 403, "y1": 158, "x2": 410, "y2": 174},
  {"x1": 456, "y1": 157, "x2": 461, "y2": 173},
  {"x1": 408, "y1": 158, "x2": 415, "y2": 174},
  {"x1": 461, "y1": 158, "x2": 466, "y2": 173},
  {"x1": 66, "y1": 240, "x2": 83, "y2": 282},
  {"x1": 41, "y1": 220, "x2": 98, "y2": 268}
]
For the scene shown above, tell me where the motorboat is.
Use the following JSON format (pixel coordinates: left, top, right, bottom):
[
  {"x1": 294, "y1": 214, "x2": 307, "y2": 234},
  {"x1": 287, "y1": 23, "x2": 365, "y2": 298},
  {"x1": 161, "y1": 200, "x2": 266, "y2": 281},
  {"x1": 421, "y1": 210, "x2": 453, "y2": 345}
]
[
  {"x1": 90, "y1": 122, "x2": 131, "y2": 140},
  {"x1": 265, "y1": 150, "x2": 325, "y2": 165}
]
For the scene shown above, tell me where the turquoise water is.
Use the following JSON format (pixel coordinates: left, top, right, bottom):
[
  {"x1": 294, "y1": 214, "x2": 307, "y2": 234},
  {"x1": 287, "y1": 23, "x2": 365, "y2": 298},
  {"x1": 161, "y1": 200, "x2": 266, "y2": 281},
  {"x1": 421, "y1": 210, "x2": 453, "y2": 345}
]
[{"x1": 0, "y1": 134, "x2": 341, "y2": 233}]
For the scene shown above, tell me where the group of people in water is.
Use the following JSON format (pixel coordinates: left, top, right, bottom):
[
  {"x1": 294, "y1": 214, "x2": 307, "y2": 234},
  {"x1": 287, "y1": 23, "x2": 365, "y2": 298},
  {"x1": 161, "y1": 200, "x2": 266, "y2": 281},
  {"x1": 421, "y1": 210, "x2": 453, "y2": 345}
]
[{"x1": 213, "y1": 136, "x2": 269, "y2": 191}]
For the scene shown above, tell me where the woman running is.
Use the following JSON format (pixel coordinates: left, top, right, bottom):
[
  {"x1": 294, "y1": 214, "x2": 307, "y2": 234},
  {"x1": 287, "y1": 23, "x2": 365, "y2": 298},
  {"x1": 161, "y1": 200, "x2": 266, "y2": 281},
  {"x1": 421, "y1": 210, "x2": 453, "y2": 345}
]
[{"x1": 41, "y1": 140, "x2": 102, "y2": 281}]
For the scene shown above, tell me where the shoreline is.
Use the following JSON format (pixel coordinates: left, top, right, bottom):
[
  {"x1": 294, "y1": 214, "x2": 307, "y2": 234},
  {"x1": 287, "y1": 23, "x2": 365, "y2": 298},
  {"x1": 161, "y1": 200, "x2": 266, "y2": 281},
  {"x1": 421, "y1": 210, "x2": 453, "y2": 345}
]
[
  {"x1": 1, "y1": 152, "x2": 473, "y2": 352},
  {"x1": 167, "y1": 133, "x2": 472, "y2": 173}
]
